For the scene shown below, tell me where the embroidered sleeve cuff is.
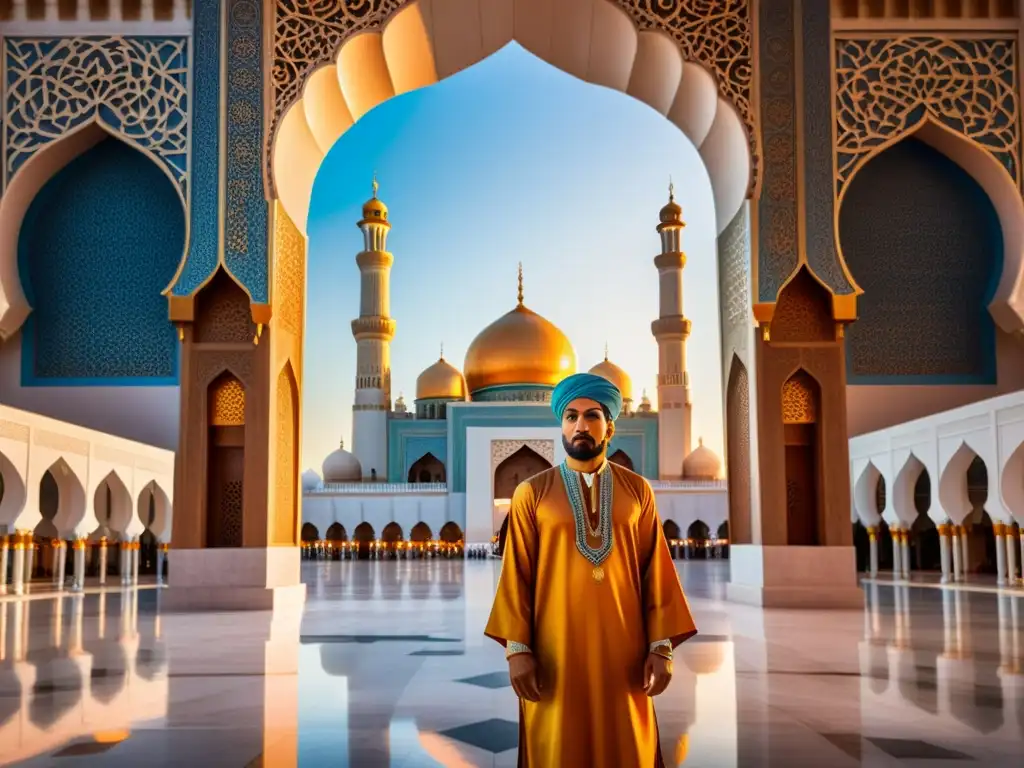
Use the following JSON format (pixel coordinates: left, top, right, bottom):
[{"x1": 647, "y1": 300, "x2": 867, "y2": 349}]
[
  {"x1": 506, "y1": 641, "x2": 532, "y2": 658},
  {"x1": 649, "y1": 639, "x2": 672, "y2": 655}
]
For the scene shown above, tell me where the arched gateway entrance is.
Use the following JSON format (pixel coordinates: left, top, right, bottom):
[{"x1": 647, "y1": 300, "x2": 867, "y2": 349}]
[{"x1": 156, "y1": 0, "x2": 859, "y2": 609}]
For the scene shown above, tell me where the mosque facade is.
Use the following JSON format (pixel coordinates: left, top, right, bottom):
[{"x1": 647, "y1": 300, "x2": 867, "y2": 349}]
[
  {"x1": 2, "y1": 1, "x2": 1024, "y2": 608},
  {"x1": 300, "y1": 183, "x2": 727, "y2": 550}
]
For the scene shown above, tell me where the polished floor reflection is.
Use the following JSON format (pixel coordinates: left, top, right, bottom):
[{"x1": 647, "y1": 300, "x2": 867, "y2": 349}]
[{"x1": 1, "y1": 561, "x2": 1023, "y2": 766}]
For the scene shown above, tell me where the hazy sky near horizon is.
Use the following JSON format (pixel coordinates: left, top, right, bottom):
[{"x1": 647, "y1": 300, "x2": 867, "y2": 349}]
[{"x1": 303, "y1": 43, "x2": 723, "y2": 473}]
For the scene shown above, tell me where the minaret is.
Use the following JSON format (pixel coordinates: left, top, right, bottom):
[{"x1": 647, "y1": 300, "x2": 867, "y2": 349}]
[
  {"x1": 350, "y1": 175, "x2": 395, "y2": 481},
  {"x1": 651, "y1": 180, "x2": 693, "y2": 479}
]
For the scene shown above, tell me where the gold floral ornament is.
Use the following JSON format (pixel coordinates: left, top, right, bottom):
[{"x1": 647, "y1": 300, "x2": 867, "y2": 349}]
[
  {"x1": 3, "y1": 37, "x2": 189, "y2": 199},
  {"x1": 834, "y1": 37, "x2": 1020, "y2": 201}
]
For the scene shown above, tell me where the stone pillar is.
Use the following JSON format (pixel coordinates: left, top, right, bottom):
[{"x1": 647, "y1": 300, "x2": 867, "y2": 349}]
[
  {"x1": 1019, "y1": 528, "x2": 1024, "y2": 586},
  {"x1": 98, "y1": 537, "x2": 108, "y2": 585},
  {"x1": 959, "y1": 525, "x2": 969, "y2": 579},
  {"x1": 939, "y1": 523, "x2": 952, "y2": 584},
  {"x1": 71, "y1": 537, "x2": 86, "y2": 592},
  {"x1": 132, "y1": 539, "x2": 140, "y2": 586},
  {"x1": 119, "y1": 540, "x2": 130, "y2": 586},
  {"x1": 0, "y1": 535, "x2": 8, "y2": 594},
  {"x1": 1006, "y1": 524, "x2": 1018, "y2": 585},
  {"x1": 994, "y1": 522, "x2": 1007, "y2": 586},
  {"x1": 24, "y1": 533, "x2": 34, "y2": 584},
  {"x1": 157, "y1": 543, "x2": 168, "y2": 585},
  {"x1": 951, "y1": 525, "x2": 963, "y2": 582},
  {"x1": 10, "y1": 532, "x2": 26, "y2": 595},
  {"x1": 54, "y1": 540, "x2": 67, "y2": 589},
  {"x1": 867, "y1": 526, "x2": 878, "y2": 576},
  {"x1": 891, "y1": 528, "x2": 902, "y2": 578},
  {"x1": 900, "y1": 528, "x2": 911, "y2": 580}
]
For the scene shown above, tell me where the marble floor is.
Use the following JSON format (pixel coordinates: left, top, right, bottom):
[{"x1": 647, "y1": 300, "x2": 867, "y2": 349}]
[{"x1": 0, "y1": 560, "x2": 1022, "y2": 767}]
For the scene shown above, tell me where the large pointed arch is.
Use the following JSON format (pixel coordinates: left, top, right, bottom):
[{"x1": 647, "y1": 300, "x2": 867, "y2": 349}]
[
  {"x1": 274, "y1": 360, "x2": 300, "y2": 546},
  {"x1": 837, "y1": 117, "x2": 1024, "y2": 334},
  {"x1": 0, "y1": 120, "x2": 187, "y2": 339},
  {"x1": 270, "y1": 0, "x2": 752, "y2": 237}
]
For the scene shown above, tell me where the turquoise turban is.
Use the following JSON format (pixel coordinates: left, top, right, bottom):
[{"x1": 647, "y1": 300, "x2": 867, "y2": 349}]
[{"x1": 551, "y1": 373, "x2": 623, "y2": 422}]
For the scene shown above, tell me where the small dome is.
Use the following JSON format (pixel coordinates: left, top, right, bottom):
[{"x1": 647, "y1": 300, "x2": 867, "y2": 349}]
[
  {"x1": 682, "y1": 438, "x2": 721, "y2": 480},
  {"x1": 589, "y1": 349, "x2": 633, "y2": 404},
  {"x1": 416, "y1": 355, "x2": 468, "y2": 400},
  {"x1": 658, "y1": 181, "x2": 684, "y2": 229},
  {"x1": 301, "y1": 469, "x2": 321, "y2": 492},
  {"x1": 322, "y1": 439, "x2": 362, "y2": 483},
  {"x1": 359, "y1": 176, "x2": 389, "y2": 224},
  {"x1": 637, "y1": 389, "x2": 653, "y2": 413},
  {"x1": 394, "y1": 394, "x2": 408, "y2": 413}
]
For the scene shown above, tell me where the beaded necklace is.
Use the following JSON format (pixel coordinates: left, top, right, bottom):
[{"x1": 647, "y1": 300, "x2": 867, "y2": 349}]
[{"x1": 559, "y1": 460, "x2": 614, "y2": 582}]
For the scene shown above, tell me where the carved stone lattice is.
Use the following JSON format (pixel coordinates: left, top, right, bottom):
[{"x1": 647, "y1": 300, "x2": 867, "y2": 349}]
[
  {"x1": 490, "y1": 439, "x2": 555, "y2": 477},
  {"x1": 209, "y1": 375, "x2": 246, "y2": 426},
  {"x1": 834, "y1": 37, "x2": 1020, "y2": 200},
  {"x1": 220, "y1": 480, "x2": 244, "y2": 546},
  {"x1": 781, "y1": 371, "x2": 817, "y2": 425},
  {"x1": 3, "y1": 37, "x2": 189, "y2": 197},
  {"x1": 719, "y1": 206, "x2": 750, "y2": 327},
  {"x1": 196, "y1": 350, "x2": 254, "y2": 390},
  {"x1": 273, "y1": 200, "x2": 305, "y2": 338},
  {"x1": 269, "y1": 0, "x2": 756, "y2": 195}
]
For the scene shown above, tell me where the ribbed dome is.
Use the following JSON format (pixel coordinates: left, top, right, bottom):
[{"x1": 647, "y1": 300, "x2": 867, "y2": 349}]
[
  {"x1": 322, "y1": 439, "x2": 362, "y2": 483},
  {"x1": 416, "y1": 356, "x2": 468, "y2": 400},
  {"x1": 464, "y1": 265, "x2": 576, "y2": 394},
  {"x1": 301, "y1": 469, "x2": 321, "y2": 492},
  {"x1": 589, "y1": 352, "x2": 633, "y2": 404},
  {"x1": 682, "y1": 438, "x2": 721, "y2": 479}
]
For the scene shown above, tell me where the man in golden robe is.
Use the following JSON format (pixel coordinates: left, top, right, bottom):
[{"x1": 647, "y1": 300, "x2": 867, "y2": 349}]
[{"x1": 485, "y1": 372, "x2": 697, "y2": 768}]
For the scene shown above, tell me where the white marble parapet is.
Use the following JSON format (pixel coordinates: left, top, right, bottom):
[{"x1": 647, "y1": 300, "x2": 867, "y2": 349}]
[{"x1": 310, "y1": 482, "x2": 448, "y2": 495}]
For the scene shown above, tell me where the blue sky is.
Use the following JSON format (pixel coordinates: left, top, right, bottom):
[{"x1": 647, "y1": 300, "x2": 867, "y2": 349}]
[{"x1": 304, "y1": 43, "x2": 722, "y2": 471}]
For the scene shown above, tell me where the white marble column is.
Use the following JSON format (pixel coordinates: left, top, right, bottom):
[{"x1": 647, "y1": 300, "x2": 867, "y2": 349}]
[
  {"x1": 54, "y1": 541, "x2": 67, "y2": 589},
  {"x1": 98, "y1": 538, "x2": 108, "y2": 585},
  {"x1": 900, "y1": 529, "x2": 911, "y2": 579},
  {"x1": 959, "y1": 525, "x2": 969, "y2": 580},
  {"x1": 995, "y1": 523, "x2": 1008, "y2": 586},
  {"x1": 131, "y1": 540, "x2": 140, "y2": 586},
  {"x1": 119, "y1": 540, "x2": 130, "y2": 586},
  {"x1": 1006, "y1": 524, "x2": 1019, "y2": 585},
  {"x1": 10, "y1": 533, "x2": 26, "y2": 596},
  {"x1": 156, "y1": 543, "x2": 167, "y2": 585},
  {"x1": 939, "y1": 523, "x2": 952, "y2": 584},
  {"x1": 868, "y1": 527, "x2": 879, "y2": 576},
  {"x1": 71, "y1": 538, "x2": 86, "y2": 592},
  {"x1": 23, "y1": 534, "x2": 34, "y2": 586},
  {"x1": 0, "y1": 535, "x2": 8, "y2": 594},
  {"x1": 891, "y1": 528, "x2": 902, "y2": 577},
  {"x1": 951, "y1": 526, "x2": 963, "y2": 582}
]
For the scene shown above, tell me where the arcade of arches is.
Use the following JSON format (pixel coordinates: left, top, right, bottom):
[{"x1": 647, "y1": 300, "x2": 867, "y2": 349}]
[
  {"x1": 300, "y1": 519, "x2": 465, "y2": 560},
  {"x1": 5, "y1": 1, "x2": 1022, "y2": 607}
]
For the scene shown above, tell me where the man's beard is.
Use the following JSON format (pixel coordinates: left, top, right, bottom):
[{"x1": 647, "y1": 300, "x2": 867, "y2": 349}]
[{"x1": 563, "y1": 434, "x2": 606, "y2": 461}]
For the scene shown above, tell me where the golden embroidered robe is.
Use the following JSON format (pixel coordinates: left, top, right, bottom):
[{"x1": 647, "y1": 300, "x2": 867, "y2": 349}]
[{"x1": 484, "y1": 462, "x2": 698, "y2": 768}]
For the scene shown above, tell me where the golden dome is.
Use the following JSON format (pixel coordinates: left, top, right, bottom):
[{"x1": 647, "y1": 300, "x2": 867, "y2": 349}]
[
  {"x1": 464, "y1": 265, "x2": 577, "y2": 394},
  {"x1": 416, "y1": 353, "x2": 468, "y2": 401},
  {"x1": 360, "y1": 175, "x2": 389, "y2": 224},
  {"x1": 658, "y1": 180, "x2": 684, "y2": 230},
  {"x1": 682, "y1": 438, "x2": 722, "y2": 479},
  {"x1": 589, "y1": 346, "x2": 634, "y2": 403}
]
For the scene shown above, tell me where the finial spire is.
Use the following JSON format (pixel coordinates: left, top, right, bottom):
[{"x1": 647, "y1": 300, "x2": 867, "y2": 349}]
[
  {"x1": 339, "y1": 437, "x2": 345, "y2": 449},
  {"x1": 440, "y1": 342, "x2": 444, "y2": 360},
  {"x1": 604, "y1": 342, "x2": 609, "y2": 361},
  {"x1": 517, "y1": 262, "x2": 524, "y2": 306},
  {"x1": 372, "y1": 172, "x2": 379, "y2": 199},
  {"x1": 668, "y1": 175, "x2": 674, "y2": 201},
  {"x1": 698, "y1": 436, "x2": 703, "y2": 447}
]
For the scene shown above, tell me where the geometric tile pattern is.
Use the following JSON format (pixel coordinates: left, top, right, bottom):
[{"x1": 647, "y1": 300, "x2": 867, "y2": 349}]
[
  {"x1": 455, "y1": 671, "x2": 512, "y2": 690},
  {"x1": 439, "y1": 718, "x2": 520, "y2": 754}
]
